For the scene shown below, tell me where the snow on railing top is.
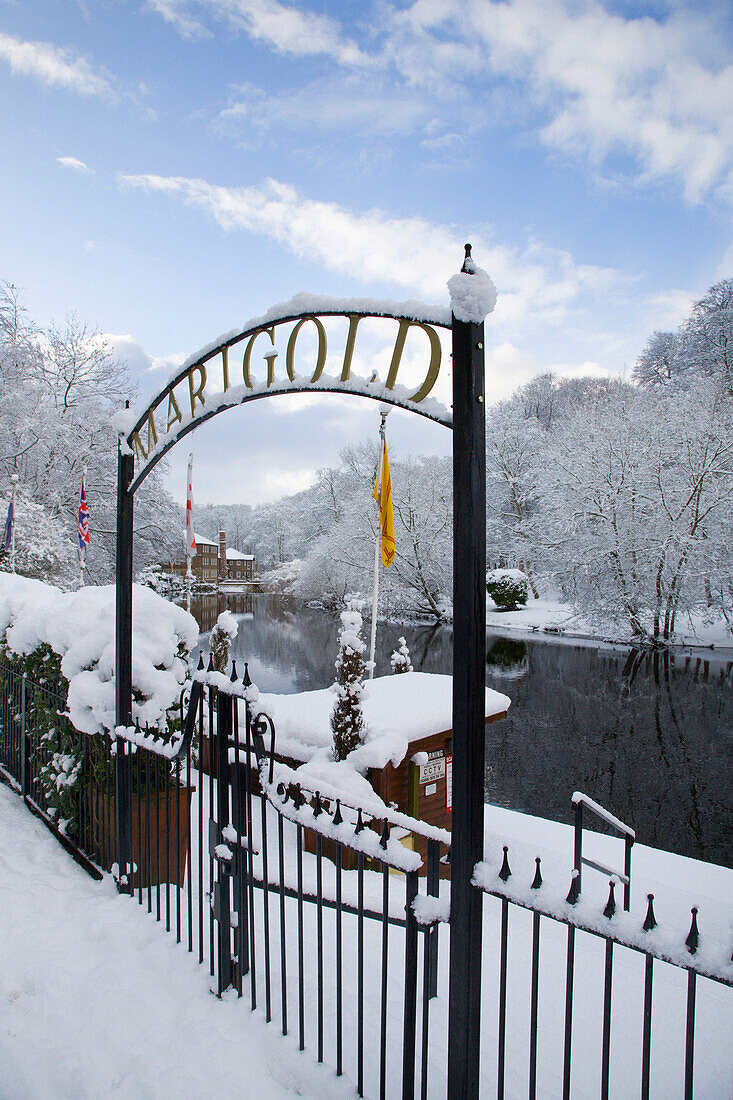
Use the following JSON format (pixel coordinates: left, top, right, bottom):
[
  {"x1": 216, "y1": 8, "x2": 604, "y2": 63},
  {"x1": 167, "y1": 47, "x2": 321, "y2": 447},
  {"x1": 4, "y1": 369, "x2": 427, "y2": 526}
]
[
  {"x1": 474, "y1": 848, "x2": 733, "y2": 985},
  {"x1": 263, "y1": 757, "x2": 451, "y2": 849},
  {"x1": 572, "y1": 791, "x2": 635, "y2": 838}
]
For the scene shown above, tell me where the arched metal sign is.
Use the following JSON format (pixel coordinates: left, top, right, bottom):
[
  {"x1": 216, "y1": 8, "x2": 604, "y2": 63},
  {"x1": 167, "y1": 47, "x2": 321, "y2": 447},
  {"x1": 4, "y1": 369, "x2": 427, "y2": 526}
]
[
  {"x1": 116, "y1": 270, "x2": 488, "y2": 1097},
  {"x1": 123, "y1": 301, "x2": 452, "y2": 494}
]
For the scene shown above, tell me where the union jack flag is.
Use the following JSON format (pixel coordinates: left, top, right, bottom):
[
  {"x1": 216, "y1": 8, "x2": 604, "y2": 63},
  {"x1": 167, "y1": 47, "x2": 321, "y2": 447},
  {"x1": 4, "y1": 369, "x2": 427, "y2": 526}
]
[{"x1": 78, "y1": 474, "x2": 90, "y2": 551}]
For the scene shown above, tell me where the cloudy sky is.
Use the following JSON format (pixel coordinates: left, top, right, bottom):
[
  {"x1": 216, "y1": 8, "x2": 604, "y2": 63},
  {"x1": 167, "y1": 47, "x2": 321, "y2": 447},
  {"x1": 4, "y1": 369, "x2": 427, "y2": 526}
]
[{"x1": 1, "y1": 0, "x2": 732, "y2": 504}]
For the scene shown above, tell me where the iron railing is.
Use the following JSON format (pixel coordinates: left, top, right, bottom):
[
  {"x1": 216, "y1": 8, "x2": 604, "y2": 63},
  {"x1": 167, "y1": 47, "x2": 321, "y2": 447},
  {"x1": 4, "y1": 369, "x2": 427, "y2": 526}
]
[{"x1": 2, "y1": 656, "x2": 732, "y2": 1099}]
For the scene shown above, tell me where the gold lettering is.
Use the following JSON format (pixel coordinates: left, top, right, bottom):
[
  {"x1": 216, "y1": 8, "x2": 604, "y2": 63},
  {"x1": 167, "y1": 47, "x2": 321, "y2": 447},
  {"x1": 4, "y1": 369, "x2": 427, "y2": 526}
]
[
  {"x1": 242, "y1": 327, "x2": 276, "y2": 389},
  {"x1": 130, "y1": 432, "x2": 148, "y2": 461},
  {"x1": 340, "y1": 314, "x2": 362, "y2": 382},
  {"x1": 408, "y1": 324, "x2": 442, "y2": 403},
  {"x1": 222, "y1": 346, "x2": 230, "y2": 392},
  {"x1": 166, "y1": 389, "x2": 183, "y2": 431},
  {"x1": 187, "y1": 363, "x2": 207, "y2": 415},
  {"x1": 129, "y1": 410, "x2": 159, "y2": 461},
  {"x1": 286, "y1": 316, "x2": 327, "y2": 384},
  {"x1": 385, "y1": 320, "x2": 442, "y2": 403},
  {"x1": 143, "y1": 410, "x2": 158, "y2": 452}
]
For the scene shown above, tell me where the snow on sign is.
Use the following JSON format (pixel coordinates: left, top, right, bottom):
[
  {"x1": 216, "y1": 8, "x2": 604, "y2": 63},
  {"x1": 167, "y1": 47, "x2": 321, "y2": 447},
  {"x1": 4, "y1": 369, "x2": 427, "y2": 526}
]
[
  {"x1": 123, "y1": 298, "x2": 453, "y2": 489},
  {"x1": 419, "y1": 750, "x2": 446, "y2": 785}
]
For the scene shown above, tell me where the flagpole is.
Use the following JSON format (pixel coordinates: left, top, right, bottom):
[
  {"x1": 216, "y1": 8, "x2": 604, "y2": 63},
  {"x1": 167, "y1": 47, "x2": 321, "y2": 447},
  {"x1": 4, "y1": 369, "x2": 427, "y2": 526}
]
[
  {"x1": 9, "y1": 471, "x2": 18, "y2": 574},
  {"x1": 185, "y1": 453, "x2": 194, "y2": 614},
  {"x1": 369, "y1": 408, "x2": 390, "y2": 679},
  {"x1": 79, "y1": 466, "x2": 87, "y2": 588}
]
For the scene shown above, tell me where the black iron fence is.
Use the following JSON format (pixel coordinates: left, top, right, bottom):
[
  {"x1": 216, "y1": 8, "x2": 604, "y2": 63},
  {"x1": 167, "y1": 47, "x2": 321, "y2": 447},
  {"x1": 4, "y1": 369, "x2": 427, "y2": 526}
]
[{"x1": 2, "y1": 657, "x2": 732, "y2": 1099}]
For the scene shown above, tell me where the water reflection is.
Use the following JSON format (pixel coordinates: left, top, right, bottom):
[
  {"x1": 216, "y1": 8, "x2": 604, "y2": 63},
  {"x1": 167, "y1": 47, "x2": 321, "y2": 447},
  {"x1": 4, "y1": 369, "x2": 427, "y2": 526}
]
[
  {"x1": 185, "y1": 594, "x2": 733, "y2": 867},
  {"x1": 486, "y1": 638, "x2": 529, "y2": 680}
]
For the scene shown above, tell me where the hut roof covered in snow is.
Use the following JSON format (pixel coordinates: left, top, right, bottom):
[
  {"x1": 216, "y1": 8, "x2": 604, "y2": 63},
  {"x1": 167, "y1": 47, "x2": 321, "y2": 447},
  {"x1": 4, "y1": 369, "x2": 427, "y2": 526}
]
[{"x1": 255, "y1": 672, "x2": 510, "y2": 773}]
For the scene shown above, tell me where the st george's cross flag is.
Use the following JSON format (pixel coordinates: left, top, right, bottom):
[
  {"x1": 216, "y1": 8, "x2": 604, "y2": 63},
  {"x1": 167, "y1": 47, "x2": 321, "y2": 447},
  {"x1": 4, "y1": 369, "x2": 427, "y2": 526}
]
[{"x1": 186, "y1": 454, "x2": 196, "y2": 558}]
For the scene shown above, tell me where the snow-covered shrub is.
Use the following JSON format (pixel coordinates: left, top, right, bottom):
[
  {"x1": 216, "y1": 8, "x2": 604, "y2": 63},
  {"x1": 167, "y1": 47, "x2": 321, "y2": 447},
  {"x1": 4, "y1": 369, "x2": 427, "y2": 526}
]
[
  {"x1": 390, "y1": 637, "x2": 413, "y2": 674},
  {"x1": 209, "y1": 609, "x2": 238, "y2": 673},
  {"x1": 0, "y1": 642, "x2": 83, "y2": 834},
  {"x1": 486, "y1": 569, "x2": 529, "y2": 611},
  {"x1": 137, "y1": 564, "x2": 177, "y2": 596},
  {"x1": 330, "y1": 597, "x2": 368, "y2": 761},
  {"x1": 0, "y1": 575, "x2": 198, "y2": 737}
]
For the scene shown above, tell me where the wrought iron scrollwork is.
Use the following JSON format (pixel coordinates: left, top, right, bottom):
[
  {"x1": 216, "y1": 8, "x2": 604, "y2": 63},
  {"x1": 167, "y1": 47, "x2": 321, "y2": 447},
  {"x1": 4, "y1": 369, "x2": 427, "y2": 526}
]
[{"x1": 251, "y1": 710, "x2": 276, "y2": 784}]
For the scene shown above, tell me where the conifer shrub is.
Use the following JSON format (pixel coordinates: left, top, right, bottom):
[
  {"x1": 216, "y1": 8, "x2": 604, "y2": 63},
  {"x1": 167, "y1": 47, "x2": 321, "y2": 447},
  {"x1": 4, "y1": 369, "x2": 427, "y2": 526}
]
[
  {"x1": 486, "y1": 569, "x2": 529, "y2": 611},
  {"x1": 331, "y1": 597, "x2": 367, "y2": 761},
  {"x1": 210, "y1": 610, "x2": 238, "y2": 673}
]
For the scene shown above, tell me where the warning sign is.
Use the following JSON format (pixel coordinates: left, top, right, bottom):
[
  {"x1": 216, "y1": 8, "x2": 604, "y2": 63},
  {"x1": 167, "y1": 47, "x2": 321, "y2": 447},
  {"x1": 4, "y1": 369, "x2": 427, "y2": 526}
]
[{"x1": 419, "y1": 749, "x2": 445, "y2": 785}]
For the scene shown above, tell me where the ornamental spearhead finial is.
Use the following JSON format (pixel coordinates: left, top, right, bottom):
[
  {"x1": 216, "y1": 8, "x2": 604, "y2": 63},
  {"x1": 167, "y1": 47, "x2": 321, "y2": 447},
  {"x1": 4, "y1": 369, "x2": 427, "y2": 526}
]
[{"x1": 461, "y1": 243, "x2": 473, "y2": 273}]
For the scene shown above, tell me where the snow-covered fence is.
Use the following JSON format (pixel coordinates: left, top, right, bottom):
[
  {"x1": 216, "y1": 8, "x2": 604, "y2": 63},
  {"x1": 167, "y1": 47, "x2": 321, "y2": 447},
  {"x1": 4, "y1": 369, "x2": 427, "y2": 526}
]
[
  {"x1": 192, "y1": 660, "x2": 452, "y2": 1099},
  {"x1": 0, "y1": 659, "x2": 199, "y2": 928},
  {"x1": 4, "y1": 652, "x2": 731, "y2": 1098},
  {"x1": 0, "y1": 661, "x2": 110, "y2": 878},
  {"x1": 472, "y1": 842, "x2": 733, "y2": 1099}
]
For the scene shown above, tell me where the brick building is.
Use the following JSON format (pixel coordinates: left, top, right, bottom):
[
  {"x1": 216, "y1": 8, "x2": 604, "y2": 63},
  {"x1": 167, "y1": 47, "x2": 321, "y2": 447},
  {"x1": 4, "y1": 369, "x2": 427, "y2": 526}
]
[{"x1": 168, "y1": 531, "x2": 255, "y2": 586}]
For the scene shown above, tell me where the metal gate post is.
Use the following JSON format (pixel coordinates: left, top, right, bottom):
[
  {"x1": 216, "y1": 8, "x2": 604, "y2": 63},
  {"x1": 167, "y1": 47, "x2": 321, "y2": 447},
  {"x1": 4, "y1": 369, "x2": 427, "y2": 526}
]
[
  {"x1": 115, "y1": 442, "x2": 134, "y2": 890},
  {"x1": 215, "y1": 688, "x2": 234, "y2": 994},
  {"x1": 447, "y1": 252, "x2": 487, "y2": 1098}
]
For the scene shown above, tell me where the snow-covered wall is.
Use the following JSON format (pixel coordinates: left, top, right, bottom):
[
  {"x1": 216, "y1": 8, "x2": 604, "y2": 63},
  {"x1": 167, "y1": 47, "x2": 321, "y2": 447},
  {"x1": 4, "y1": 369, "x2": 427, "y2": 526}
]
[{"x1": 0, "y1": 575, "x2": 198, "y2": 737}]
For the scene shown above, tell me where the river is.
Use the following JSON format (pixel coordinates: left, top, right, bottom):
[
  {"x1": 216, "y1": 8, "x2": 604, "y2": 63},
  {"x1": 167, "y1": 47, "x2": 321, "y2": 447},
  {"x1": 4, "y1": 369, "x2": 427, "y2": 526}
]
[{"x1": 187, "y1": 592, "x2": 733, "y2": 868}]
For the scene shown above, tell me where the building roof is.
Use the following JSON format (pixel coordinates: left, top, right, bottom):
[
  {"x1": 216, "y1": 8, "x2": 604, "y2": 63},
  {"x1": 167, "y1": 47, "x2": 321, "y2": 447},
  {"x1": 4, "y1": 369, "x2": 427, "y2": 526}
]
[
  {"x1": 226, "y1": 548, "x2": 254, "y2": 561},
  {"x1": 180, "y1": 531, "x2": 217, "y2": 548}
]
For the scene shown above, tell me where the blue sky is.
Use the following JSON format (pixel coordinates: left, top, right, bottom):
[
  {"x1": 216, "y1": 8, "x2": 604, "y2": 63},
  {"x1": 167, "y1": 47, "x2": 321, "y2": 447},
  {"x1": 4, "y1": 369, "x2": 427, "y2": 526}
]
[{"x1": 1, "y1": 0, "x2": 732, "y2": 504}]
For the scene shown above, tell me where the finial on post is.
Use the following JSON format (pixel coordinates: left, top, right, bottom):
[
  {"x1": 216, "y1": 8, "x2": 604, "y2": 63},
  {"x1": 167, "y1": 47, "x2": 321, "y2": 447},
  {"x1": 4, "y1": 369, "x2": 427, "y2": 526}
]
[{"x1": 461, "y1": 243, "x2": 473, "y2": 274}]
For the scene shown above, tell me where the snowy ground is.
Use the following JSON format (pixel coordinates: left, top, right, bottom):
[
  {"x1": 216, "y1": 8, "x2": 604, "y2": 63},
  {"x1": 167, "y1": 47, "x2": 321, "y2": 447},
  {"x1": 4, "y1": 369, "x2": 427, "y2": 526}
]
[
  {"x1": 0, "y1": 782, "x2": 350, "y2": 1100},
  {"x1": 2, "y1": 779, "x2": 731, "y2": 1099},
  {"x1": 485, "y1": 595, "x2": 733, "y2": 650}
]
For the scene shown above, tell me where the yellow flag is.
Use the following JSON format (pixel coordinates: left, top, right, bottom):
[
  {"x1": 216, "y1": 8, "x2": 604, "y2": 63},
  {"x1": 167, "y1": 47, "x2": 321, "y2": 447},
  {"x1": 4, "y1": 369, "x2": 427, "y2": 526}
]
[{"x1": 373, "y1": 440, "x2": 395, "y2": 568}]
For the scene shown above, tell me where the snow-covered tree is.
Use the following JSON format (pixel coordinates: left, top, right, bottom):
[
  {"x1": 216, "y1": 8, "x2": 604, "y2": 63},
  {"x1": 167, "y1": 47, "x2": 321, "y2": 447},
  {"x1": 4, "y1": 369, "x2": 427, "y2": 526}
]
[
  {"x1": 0, "y1": 279, "x2": 180, "y2": 586},
  {"x1": 486, "y1": 569, "x2": 529, "y2": 611},
  {"x1": 390, "y1": 637, "x2": 413, "y2": 673},
  {"x1": 330, "y1": 597, "x2": 368, "y2": 761},
  {"x1": 683, "y1": 279, "x2": 733, "y2": 393},
  {"x1": 634, "y1": 330, "x2": 684, "y2": 389}
]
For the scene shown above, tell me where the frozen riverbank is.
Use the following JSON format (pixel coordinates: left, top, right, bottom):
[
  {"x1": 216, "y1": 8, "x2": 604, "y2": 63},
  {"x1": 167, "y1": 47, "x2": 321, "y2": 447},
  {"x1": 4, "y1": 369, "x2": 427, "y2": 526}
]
[{"x1": 485, "y1": 595, "x2": 733, "y2": 651}]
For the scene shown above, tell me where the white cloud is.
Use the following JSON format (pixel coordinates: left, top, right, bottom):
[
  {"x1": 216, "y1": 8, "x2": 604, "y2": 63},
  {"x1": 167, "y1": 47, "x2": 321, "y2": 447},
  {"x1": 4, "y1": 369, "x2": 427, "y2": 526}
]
[
  {"x1": 118, "y1": 171, "x2": 619, "y2": 328},
  {"x1": 56, "y1": 155, "x2": 92, "y2": 174},
  {"x1": 103, "y1": 334, "x2": 185, "y2": 399},
  {"x1": 645, "y1": 289, "x2": 695, "y2": 329},
  {"x1": 218, "y1": 75, "x2": 432, "y2": 136},
  {"x1": 485, "y1": 342, "x2": 613, "y2": 404},
  {"x1": 0, "y1": 32, "x2": 115, "y2": 98},
  {"x1": 390, "y1": 0, "x2": 733, "y2": 202},
  {"x1": 148, "y1": 0, "x2": 733, "y2": 202},
  {"x1": 148, "y1": 0, "x2": 367, "y2": 64}
]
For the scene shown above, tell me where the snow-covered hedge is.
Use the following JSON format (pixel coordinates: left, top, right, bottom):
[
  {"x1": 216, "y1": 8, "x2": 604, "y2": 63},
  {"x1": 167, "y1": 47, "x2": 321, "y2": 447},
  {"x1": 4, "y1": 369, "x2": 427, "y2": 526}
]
[
  {"x1": 486, "y1": 568, "x2": 529, "y2": 611},
  {"x1": 0, "y1": 575, "x2": 198, "y2": 737}
]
